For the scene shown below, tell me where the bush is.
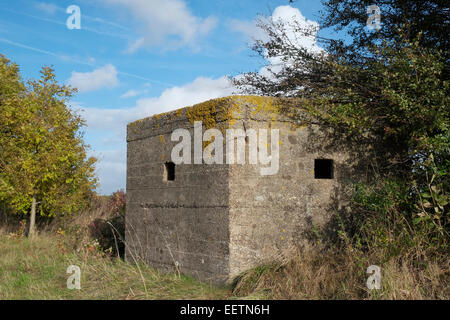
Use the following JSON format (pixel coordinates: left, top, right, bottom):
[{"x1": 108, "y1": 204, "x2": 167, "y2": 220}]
[{"x1": 88, "y1": 190, "x2": 126, "y2": 258}]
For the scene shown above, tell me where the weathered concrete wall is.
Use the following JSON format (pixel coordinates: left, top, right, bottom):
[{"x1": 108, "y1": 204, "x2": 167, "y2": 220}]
[
  {"x1": 226, "y1": 98, "x2": 347, "y2": 277},
  {"x1": 126, "y1": 96, "x2": 367, "y2": 283},
  {"x1": 126, "y1": 106, "x2": 231, "y2": 283}
]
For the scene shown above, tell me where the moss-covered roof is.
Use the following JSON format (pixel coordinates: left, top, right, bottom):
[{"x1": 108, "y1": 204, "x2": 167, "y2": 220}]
[{"x1": 127, "y1": 95, "x2": 304, "y2": 131}]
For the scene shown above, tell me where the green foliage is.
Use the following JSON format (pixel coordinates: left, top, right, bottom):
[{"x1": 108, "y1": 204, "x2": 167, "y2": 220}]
[
  {"x1": 0, "y1": 233, "x2": 228, "y2": 299},
  {"x1": 305, "y1": 31, "x2": 449, "y2": 159},
  {"x1": 321, "y1": 0, "x2": 450, "y2": 66},
  {"x1": 350, "y1": 179, "x2": 420, "y2": 253},
  {"x1": 0, "y1": 55, "x2": 97, "y2": 221},
  {"x1": 235, "y1": 4, "x2": 449, "y2": 259},
  {"x1": 89, "y1": 190, "x2": 126, "y2": 258},
  {"x1": 308, "y1": 35, "x2": 449, "y2": 260}
]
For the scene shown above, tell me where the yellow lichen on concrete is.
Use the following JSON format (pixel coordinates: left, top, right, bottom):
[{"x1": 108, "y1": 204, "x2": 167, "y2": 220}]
[
  {"x1": 183, "y1": 95, "x2": 288, "y2": 128},
  {"x1": 185, "y1": 98, "x2": 220, "y2": 129},
  {"x1": 231, "y1": 96, "x2": 280, "y2": 118},
  {"x1": 183, "y1": 97, "x2": 244, "y2": 137},
  {"x1": 127, "y1": 95, "x2": 307, "y2": 137}
]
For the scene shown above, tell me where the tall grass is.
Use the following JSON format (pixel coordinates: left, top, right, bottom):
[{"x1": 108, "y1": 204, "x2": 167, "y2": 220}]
[
  {"x1": 0, "y1": 232, "x2": 229, "y2": 300},
  {"x1": 231, "y1": 173, "x2": 449, "y2": 300},
  {"x1": 231, "y1": 245, "x2": 449, "y2": 299},
  {"x1": 1, "y1": 183, "x2": 447, "y2": 300},
  {"x1": 0, "y1": 191, "x2": 231, "y2": 300}
]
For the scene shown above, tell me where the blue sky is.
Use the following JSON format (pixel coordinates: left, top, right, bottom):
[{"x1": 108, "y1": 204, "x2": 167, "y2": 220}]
[{"x1": 0, "y1": 0, "x2": 329, "y2": 194}]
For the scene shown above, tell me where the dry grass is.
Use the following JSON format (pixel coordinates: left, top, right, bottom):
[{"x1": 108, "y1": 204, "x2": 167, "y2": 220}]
[
  {"x1": 0, "y1": 195, "x2": 233, "y2": 300},
  {"x1": 0, "y1": 232, "x2": 230, "y2": 300},
  {"x1": 231, "y1": 245, "x2": 449, "y2": 300},
  {"x1": 1, "y1": 194, "x2": 447, "y2": 300},
  {"x1": 1, "y1": 228, "x2": 447, "y2": 299}
]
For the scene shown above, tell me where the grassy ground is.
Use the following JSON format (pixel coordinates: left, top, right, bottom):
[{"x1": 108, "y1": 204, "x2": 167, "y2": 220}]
[
  {"x1": 1, "y1": 232, "x2": 447, "y2": 300},
  {"x1": 1, "y1": 195, "x2": 447, "y2": 301},
  {"x1": 0, "y1": 232, "x2": 232, "y2": 300},
  {"x1": 231, "y1": 244, "x2": 449, "y2": 300}
]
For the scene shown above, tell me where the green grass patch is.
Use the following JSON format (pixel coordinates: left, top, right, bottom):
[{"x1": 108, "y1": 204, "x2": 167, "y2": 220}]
[{"x1": 0, "y1": 233, "x2": 231, "y2": 300}]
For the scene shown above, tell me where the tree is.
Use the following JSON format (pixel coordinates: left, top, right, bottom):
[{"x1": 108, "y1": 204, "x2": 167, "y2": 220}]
[
  {"x1": 234, "y1": 0, "x2": 449, "y2": 97},
  {"x1": 233, "y1": 2, "x2": 449, "y2": 247},
  {"x1": 321, "y1": 0, "x2": 450, "y2": 62},
  {"x1": 233, "y1": 2, "x2": 449, "y2": 172},
  {"x1": 0, "y1": 56, "x2": 97, "y2": 236}
]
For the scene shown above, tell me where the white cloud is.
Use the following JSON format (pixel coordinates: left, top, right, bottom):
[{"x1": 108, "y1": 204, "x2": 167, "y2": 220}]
[
  {"x1": 125, "y1": 38, "x2": 145, "y2": 54},
  {"x1": 264, "y1": 6, "x2": 322, "y2": 76},
  {"x1": 228, "y1": 18, "x2": 268, "y2": 42},
  {"x1": 229, "y1": 5, "x2": 323, "y2": 77},
  {"x1": 35, "y1": 2, "x2": 59, "y2": 15},
  {"x1": 79, "y1": 76, "x2": 235, "y2": 194},
  {"x1": 88, "y1": 149, "x2": 127, "y2": 195},
  {"x1": 134, "y1": 76, "x2": 236, "y2": 116},
  {"x1": 270, "y1": 6, "x2": 321, "y2": 52},
  {"x1": 82, "y1": 76, "x2": 234, "y2": 131},
  {"x1": 67, "y1": 64, "x2": 118, "y2": 93},
  {"x1": 120, "y1": 89, "x2": 148, "y2": 98},
  {"x1": 231, "y1": 6, "x2": 321, "y2": 52},
  {"x1": 103, "y1": 0, "x2": 217, "y2": 51}
]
